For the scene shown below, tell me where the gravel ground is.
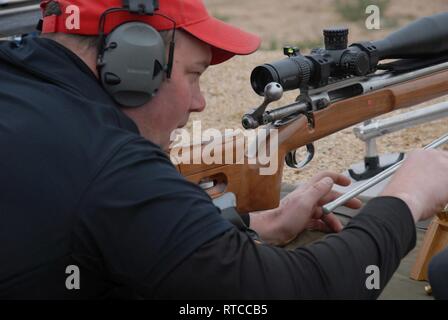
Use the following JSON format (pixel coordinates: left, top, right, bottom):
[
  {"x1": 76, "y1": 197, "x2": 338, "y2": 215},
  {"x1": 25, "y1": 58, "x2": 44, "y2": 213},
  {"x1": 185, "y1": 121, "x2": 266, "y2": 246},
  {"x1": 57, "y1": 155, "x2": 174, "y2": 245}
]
[{"x1": 184, "y1": 1, "x2": 448, "y2": 185}]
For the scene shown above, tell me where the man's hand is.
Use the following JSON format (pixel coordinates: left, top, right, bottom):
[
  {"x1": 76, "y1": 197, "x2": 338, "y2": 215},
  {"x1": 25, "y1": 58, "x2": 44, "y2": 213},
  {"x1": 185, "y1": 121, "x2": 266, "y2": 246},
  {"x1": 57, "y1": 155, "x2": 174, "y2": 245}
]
[
  {"x1": 250, "y1": 172, "x2": 362, "y2": 246},
  {"x1": 381, "y1": 149, "x2": 448, "y2": 222}
]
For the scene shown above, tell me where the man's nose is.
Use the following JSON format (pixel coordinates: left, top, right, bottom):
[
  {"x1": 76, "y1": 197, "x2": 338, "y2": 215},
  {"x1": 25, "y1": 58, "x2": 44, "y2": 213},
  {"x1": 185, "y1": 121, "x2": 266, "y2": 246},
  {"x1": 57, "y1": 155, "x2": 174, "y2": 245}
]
[{"x1": 190, "y1": 92, "x2": 206, "y2": 113}]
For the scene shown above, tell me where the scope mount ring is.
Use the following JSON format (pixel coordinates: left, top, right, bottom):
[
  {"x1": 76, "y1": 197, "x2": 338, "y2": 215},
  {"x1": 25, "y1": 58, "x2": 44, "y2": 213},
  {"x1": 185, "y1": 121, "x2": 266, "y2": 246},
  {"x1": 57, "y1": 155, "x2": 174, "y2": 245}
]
[{"x1": 285, "y1": 144, "x2": 315, "y2": 169}]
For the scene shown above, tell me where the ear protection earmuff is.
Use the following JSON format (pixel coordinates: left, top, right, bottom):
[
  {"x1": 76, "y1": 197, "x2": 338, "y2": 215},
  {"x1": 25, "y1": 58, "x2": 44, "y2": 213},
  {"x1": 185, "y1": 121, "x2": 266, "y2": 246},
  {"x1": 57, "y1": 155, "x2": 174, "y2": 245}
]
[
  {"x1": 97, "y1": 0, "x2": 176, "y2": 108},
  {"x1": 99, "y1": 22, "x2": 165, "y2": 107}
]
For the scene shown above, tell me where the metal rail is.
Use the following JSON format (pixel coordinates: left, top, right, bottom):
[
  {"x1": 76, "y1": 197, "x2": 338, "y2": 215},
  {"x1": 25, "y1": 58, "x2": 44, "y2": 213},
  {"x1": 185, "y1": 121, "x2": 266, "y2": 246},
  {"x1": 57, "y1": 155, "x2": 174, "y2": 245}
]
[{"x1": 323, "y1": 133, "x2": 448, "y2": 214}]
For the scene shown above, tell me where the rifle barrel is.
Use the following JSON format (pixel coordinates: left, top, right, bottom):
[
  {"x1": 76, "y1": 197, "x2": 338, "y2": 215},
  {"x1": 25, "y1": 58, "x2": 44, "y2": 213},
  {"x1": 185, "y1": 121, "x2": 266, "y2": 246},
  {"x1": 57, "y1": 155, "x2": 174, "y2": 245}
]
[{"x1": 354, "y1": 101, "x2": 448, "y2": 141}]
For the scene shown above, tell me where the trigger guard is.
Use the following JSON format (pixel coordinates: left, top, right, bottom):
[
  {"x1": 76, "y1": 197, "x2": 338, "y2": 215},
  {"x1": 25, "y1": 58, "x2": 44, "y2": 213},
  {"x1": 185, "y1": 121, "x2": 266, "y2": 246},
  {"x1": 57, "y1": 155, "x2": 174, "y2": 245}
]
[{"x1": 285, "y1": 144, "x2": 315, "y2": 169}]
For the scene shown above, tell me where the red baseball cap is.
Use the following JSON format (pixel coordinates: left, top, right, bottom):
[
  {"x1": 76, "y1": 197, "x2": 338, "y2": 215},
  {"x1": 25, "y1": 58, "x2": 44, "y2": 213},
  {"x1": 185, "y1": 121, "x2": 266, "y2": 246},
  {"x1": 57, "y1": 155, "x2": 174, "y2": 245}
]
[{"x1": 40, "y1": 0, "x2": 261, "y2": 65}]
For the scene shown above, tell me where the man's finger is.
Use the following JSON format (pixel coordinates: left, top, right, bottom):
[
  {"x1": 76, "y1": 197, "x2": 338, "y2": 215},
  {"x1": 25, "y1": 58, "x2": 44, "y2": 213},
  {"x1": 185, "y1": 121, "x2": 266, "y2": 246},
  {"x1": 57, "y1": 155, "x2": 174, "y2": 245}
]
[
  {"x1": 307, "y1": 219, "x2": 332, "y2": 233},
  {"x1": 304, "y1": 177, "x2": 334, "y2": 206},
  {"x1": 322, "y1": 212, "x2": 343, "y2": 233},
  {"x1": 309, "y1": 172, "x2": 352, "y2": 187},
  {"x1": 311, "y1": 207, "x2": 344, "y2": 233}
]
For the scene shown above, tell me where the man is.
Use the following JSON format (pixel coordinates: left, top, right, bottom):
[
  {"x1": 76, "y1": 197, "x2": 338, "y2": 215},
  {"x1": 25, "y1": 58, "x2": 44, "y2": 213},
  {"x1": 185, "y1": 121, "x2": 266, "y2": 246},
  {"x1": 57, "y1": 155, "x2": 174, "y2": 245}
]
[{"x1": 1, "y1": 0, "x2": 448, "y2": 299}]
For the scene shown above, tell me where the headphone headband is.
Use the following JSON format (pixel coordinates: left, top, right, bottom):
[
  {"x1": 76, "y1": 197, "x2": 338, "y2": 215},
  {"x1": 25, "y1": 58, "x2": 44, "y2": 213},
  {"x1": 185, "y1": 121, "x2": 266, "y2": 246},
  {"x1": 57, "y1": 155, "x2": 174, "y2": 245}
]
[{"x1": 122, "y1": 0, "x2": 159, "y2": 14}]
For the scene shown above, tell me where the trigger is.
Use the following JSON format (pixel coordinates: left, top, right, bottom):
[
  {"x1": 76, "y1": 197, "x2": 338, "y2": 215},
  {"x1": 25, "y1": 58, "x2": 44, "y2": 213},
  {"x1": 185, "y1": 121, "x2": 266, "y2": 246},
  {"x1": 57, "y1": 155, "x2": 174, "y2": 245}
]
[{"x1": 285, "y1": 143, "x2": 315, "y2": 169}]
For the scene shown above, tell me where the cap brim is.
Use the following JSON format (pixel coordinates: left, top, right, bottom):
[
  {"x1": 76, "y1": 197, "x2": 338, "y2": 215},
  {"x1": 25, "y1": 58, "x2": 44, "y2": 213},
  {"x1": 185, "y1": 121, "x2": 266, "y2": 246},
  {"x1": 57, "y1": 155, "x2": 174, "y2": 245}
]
[{"x1": 182, "y1": 17, "x2": 261, "y2": 65}]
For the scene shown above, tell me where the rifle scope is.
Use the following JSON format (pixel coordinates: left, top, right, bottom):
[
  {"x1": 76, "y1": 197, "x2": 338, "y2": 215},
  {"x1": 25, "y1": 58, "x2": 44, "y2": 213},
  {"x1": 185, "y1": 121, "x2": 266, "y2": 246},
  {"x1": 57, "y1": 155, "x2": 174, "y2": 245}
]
[{"x1": 251, "y1": 12, "x2": 448, "y2": 96}]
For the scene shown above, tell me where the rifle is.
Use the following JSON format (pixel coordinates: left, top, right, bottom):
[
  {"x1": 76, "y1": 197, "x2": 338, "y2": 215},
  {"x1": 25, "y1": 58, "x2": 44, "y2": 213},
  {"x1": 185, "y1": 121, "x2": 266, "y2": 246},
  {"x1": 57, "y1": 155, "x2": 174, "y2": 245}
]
[{"x1": 171, "y1": 12, "x2": 448, "y2": 214}]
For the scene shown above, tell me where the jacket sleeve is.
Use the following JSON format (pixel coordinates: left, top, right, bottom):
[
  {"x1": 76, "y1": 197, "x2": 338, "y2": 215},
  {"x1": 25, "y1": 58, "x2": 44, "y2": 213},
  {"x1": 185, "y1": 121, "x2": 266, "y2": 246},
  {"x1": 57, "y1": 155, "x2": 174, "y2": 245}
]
[{"x1": 154, "y1": 197, "x2": 416, "y2": 299}]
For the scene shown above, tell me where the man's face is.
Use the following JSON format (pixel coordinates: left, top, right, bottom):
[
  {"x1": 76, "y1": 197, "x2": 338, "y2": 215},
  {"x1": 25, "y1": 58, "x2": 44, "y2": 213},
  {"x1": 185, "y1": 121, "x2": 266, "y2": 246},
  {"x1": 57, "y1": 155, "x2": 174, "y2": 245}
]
[{"x1": 122, "y1": 30, "x2": 212, "y2": 149}]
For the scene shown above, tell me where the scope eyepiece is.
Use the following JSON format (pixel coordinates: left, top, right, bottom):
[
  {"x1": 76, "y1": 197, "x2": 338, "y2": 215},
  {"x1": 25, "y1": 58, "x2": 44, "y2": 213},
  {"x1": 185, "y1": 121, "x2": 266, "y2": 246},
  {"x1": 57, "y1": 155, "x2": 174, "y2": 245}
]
[
  {"x1": 251, "y1": 65, "x2": 277, "y2": 96},
  {"x1": 251, "y1": 56, "x2": 314, "y2": 96}
]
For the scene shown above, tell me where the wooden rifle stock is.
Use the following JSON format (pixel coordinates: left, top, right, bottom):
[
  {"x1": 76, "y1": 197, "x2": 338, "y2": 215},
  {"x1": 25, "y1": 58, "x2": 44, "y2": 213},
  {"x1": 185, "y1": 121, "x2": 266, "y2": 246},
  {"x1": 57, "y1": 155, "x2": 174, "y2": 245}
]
[{"x1": 172, "y1": 69, "x2": 448, "y2": 213}]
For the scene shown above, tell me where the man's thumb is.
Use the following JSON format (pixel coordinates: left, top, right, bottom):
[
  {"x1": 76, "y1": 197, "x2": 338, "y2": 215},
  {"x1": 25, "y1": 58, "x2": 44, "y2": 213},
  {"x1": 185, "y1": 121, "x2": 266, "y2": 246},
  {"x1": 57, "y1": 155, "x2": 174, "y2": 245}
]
[{"x1": 306, "y1": 177, "x2": 333, "y2": 200}]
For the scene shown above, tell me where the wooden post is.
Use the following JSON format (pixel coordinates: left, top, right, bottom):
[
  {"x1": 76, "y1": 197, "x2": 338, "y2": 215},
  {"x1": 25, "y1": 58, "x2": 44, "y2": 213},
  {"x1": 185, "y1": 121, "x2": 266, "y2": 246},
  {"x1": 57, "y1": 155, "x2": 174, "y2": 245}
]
[{"x1": 410, "y1": 212, "x2": 448, "y2": 281}]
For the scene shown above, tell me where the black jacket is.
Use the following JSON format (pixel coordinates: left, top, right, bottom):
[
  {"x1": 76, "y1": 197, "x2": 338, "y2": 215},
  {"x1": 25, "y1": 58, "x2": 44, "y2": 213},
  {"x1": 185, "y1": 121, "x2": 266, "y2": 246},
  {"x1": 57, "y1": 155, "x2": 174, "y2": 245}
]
[{"x1": 0, "y1": 36, "x2": 231, "y2": 299}]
